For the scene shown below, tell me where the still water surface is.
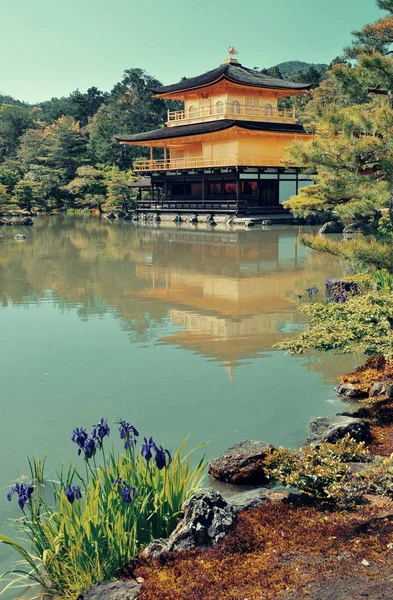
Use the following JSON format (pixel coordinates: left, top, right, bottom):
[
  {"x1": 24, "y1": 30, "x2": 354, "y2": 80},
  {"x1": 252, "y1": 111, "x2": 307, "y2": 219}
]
[{"x1": 0, "y1": 216, "x2": 359, "y2": 570}]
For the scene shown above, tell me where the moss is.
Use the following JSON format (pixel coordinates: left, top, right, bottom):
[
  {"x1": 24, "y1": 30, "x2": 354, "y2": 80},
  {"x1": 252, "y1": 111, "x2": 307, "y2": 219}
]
[
  {"x1": 130, "y1": 501, "x2": 393, "y2": 600},
  {"x1": 341, "y1": 355, "x2": 393, "y2": 394}
]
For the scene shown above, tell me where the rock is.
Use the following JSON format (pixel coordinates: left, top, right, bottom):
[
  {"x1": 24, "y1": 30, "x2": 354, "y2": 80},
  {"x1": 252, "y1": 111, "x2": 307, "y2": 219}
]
[
  {"x1": 335, "y1": 383, "x2": 367, "y2": 399},
  {"x1": 142, "y1": 489, "x2": 236, "y2": 560},
  {"x1": 318, "y1": 220, "x2": 343, "y2": 234},
  {"x1": 152, "y1": 213, "x2": 161, "y2": 222},
  {"x1": 0, "y1": 220, "x2": 4, "y2": 226},
  {"x1": 117, "y1": 211, "x2": 126, "y2": 219},
  {"x1": 244, "y1": 220, "x2": 255, "y2": 228},
  {"x1": 222, "y1": 488, "x2": 269, "y2": 513},
  {"x1": 80, "y1": 580, "x2": 141, "y2": 600},
  {"x1": 369, "y1": 380, "x2": 393, "y2": 399},
  {"x1": 343, "y1": 222, "x2": 369, "y2": 235},
  {"x1": 5, "y1": 221, "x2": 13, "y2": 226},
  {"x1": 306, "y1": 416, "x2": 372, "y2": 446},
  {"x1": 107, "y1": 212, "x2": 117, "y2": 219},
  {"x1": 261, "y1": 219, "x2": 272, "y2": 226},
  {"x1": 208, "y1": 440, "x2": 274, "y2": 485},
  {"x1": 14, "y1": 234, "x2": 26, "y2": 241},
  {"x1": 21, "y1": 217, "x2": 33, "y2": 226},
  {"x1": 173, "y1": 214, "x2": 182, "y2": 223},
  {"x1": 123, "y1": 214, "x2": 133, "y2": 220},
  {"x1": 189, "y1": 214, "x2": 198, "y2": 224}
]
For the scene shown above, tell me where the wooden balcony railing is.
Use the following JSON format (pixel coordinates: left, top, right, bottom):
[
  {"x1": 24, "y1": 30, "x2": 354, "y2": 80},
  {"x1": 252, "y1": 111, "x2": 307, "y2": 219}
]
[
  {"x1": 167, "y1": 103, "x2": 296, "y2": 126},
  {"x1": 133, "y1": 155, "x2": 286, "y2": 172}
]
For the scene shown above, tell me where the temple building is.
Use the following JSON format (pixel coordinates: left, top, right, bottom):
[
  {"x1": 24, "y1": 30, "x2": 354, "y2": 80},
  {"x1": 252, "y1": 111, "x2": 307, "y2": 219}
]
[{"x1": 115, "y1": 51, "x2": 314, "y2": 217}]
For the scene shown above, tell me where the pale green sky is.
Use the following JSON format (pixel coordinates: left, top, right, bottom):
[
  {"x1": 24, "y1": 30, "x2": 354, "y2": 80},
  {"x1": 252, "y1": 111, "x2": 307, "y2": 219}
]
[{"x1": 0, "y1": 0, "x2": 383, "y2": 103}]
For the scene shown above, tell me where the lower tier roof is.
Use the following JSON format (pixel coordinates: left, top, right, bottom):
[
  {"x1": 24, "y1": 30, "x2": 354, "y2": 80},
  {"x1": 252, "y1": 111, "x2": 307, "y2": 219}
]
[{"x1": 114, "y1": 119, "x2": 307, "y2": 144}]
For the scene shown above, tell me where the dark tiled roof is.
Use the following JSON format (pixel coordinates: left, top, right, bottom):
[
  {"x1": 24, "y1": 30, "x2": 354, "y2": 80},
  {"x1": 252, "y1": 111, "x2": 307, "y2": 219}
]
[
  {"x1": 130, "y1": 176, "x2": 151, "y2": 187},
  {"x1": 152, "y1": 63, "x2": 313, "y2": 94},
  {"x1": 114, "y1": 119, "x2": 307, "y2": 143}
]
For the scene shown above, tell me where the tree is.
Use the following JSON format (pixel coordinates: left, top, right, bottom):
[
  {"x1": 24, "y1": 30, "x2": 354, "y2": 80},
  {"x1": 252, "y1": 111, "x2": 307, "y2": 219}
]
[
  {"x1": 63, "y1": 166, "x2": 107, "y2": 211},
  {"x1": 13, "y1": 180, "x2": 43, "y2": 211},
  {"x1": 284, "y1": 1, "x2": 393, "y2": 224},
  {"x1": 88, "y1": 68, "x2": 167, "y2": 167},
  {"x1": 0, "y1": 166, "x2": 20, "y2": 193},
  {"x1": 0, "y1": 183, "x2": 12, "y2": 211},
  {"x1": 103, "y1": 166, "x2": 135, "y2": 211},
  {"x1": 69, "y1": 87, "x2": 109, "y2": 126},
  {"x1": 0, "y1": 104, "x2": 35, "y2": 161}
]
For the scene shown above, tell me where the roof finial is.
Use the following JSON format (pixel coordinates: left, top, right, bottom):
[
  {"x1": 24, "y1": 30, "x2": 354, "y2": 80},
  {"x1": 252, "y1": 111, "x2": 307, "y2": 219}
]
[{"x1": 222, "y1": 46, "x2": 239, "y2": 65}]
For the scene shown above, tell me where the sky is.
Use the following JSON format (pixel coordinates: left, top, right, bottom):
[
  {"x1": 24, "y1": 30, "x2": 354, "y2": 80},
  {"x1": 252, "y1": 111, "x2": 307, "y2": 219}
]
[{"x1": 0, "y1": 0, "x2": 383, "y2": 103}]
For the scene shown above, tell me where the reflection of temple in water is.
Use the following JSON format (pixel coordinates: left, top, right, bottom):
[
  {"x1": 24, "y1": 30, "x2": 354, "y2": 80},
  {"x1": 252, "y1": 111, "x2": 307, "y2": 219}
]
[{"x1": 124, "y1": 226, "x2": 345, "y2": 377}]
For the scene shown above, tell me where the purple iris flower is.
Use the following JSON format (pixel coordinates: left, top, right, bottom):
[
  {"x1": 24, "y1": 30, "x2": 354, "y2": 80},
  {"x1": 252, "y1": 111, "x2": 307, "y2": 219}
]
[
  {"x1": 116, "y1": 419, "x2": 139, "y2": 449},
  {"x1": 120, "y1": 484, "x2": 137, "y2": 504},
  {"x1": 7, "y1": 483, "x2": 34, "y2": 510},
  {"x1": 306, "y1": 286, "x2": 319, "y2": 296},
  {"x1": 141, "y1": 437, "x2": 155, "y2": 461},
  {"x1": 72, "y1": 427, "x2": 88, "y2": 456},
  {"x1": 84, "y1": 436, "x2": 96, "y2": 459},
  {"x1": 297, "y1": 294, "x2": 303, "y2": 299},
  {"x1": 153, "y1": 445, "x2": 172, "y2": 470},
  {"x1": 65, "y1": 485, "x2": 82, "y2": 504},
  {"x1": 113, "y1": 477, "x2": 125, "y2": 486},
  {"x1": 93, "y1": 418, "x2": 110, "y2": 441}
]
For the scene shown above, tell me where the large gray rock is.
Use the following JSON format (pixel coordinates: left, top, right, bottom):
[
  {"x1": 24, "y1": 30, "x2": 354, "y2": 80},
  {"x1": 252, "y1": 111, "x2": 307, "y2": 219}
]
[
  {"x1": 369, "y1": 380, "x2": 393, "y2": 399},
  {"x1": 334, "y1": 383, "x2": 367, "y2": 399},
  {"x1": 343, "y1": 222, "x2": 369, "y2": 235},
  {"x1": 21, "y1": 217, "x2": 33, "y2": 225},
  {"x1": 208, "y1": 440, "x2": 274, "y2": 484},
  {"x1": 318, "y1": 220, "x2": 343, "y2": 234},
  {"x1": 142, "y1": 488, "x2": 236, "y2": 560},
  {"x1": 107, "y1": 212, "x2": 117, "y2": 219},
  {"x1": 80, "y1": 580, "x2": 141, "y2": 600},
  {"x1": 306, "y1": 416, "x2": 372, "y2": 446},
  {"x1": 222, "y1": 488, "x2": 269, "y2": 513}
]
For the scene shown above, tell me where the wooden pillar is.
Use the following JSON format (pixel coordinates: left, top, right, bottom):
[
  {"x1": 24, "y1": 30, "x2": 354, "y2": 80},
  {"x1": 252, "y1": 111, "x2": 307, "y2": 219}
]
[
  {"x1": 164, "y1": 145, "x2": 168, "y2": 168},
  {"x1": 201, "y1": 171, "x2": 205, "y2": 212},
  {"x1": 236, "y1": 169, "x2": 240, "y2": 216},
  {"x1": 150, "y1": 178, "x2": 154, "y2": 207},
  {"x1": 150, "y1": 146, "x2": 153, "y2": 168}
]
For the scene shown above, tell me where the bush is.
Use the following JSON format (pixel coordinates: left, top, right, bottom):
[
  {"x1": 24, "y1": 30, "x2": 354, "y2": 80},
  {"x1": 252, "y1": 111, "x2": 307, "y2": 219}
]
[
  {"x1": 0, "y1": 419, "x2": 206, "y2": 599},
  {"x1": 264, "y1": 435, "x2": 369, "y2": 500}
]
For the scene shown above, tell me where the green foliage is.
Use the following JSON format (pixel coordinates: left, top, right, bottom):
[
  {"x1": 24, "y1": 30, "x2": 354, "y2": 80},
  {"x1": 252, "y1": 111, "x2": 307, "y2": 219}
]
[
  {"x1": 88, "y1": 68, "x2": 167, "y2": 168},
  {"x1": 299, "y1": 233, "x2": 393, "y2": 271},
  {"x1": 359, "y1": 455, "x2": 393, "y2": 497},
  {"x1": 264, "y1": 435, "x2": 368, "y2": 500},
  {"x1": 13, "y1": 179, "x2": 43, "y2": 211},
  {"x1": 1, "y1": 430, "x2": 206, "y2": 599},
  {"x1": 0, "y1": 104, "x2": 35, "y2": 162},
  {"x1": 280, "y1": 290, "x2": 393, "y2": 358},
  {"x1": 0, "y1": 184, "x2": 12, "y2": 210}
]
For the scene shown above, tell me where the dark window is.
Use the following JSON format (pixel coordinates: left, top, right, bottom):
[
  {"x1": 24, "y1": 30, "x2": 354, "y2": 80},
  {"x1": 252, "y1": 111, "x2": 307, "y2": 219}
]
[
  {"x1": 170, "y1": 183, "x2": 192, "y2": 196},
  {"x1": 224, "y1": 182, "x2": 237, "y2": 195},
  {"x1": 241, "y1": 180, "x2": 258, "y2": 196},
  {"x1": 208, "y1": 182, "x2": 222, "y2": 196}
]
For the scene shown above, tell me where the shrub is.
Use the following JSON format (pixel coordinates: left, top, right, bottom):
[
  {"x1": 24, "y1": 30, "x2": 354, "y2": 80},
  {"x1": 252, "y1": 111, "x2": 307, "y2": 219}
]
[
  {"x1": 0, "y1": 419, "x2": 206, "y2": 599},
  {"x1": 264, "y1": 435, "x2": 369, "y2": 500}
]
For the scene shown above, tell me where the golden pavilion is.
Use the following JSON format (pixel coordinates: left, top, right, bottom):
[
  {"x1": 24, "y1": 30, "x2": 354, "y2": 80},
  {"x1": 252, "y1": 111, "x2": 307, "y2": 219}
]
[{"x1": 115, "y1": 50, "x2": 314, "y2": 217}]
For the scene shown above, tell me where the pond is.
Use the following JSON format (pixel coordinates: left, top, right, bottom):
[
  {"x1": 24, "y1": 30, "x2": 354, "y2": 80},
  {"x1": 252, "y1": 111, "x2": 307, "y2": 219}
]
[{"x1": 0, "y1": 216, "x2": 359, "y2": 573}]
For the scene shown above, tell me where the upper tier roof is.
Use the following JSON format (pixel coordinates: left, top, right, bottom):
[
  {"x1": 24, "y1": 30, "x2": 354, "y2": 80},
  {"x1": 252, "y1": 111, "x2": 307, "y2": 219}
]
[
  {"x1": 114, "y1": 119, "x2": 307, "y2": 144},
  {"x1": 152, "y1": 62, "x2": 314, "y2": 95}
]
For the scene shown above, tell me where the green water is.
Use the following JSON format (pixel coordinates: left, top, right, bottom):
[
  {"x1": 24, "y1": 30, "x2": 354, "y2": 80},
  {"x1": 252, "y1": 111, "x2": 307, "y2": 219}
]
[{"x1": 0, "y1": 216, "x2": 359, "y2": 574}]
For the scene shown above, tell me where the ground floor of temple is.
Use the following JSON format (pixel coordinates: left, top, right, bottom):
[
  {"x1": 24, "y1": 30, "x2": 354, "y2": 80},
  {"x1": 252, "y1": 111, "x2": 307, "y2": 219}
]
[{"x1": 134, "y1": 167, "x2": 313, "y2": 215}]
